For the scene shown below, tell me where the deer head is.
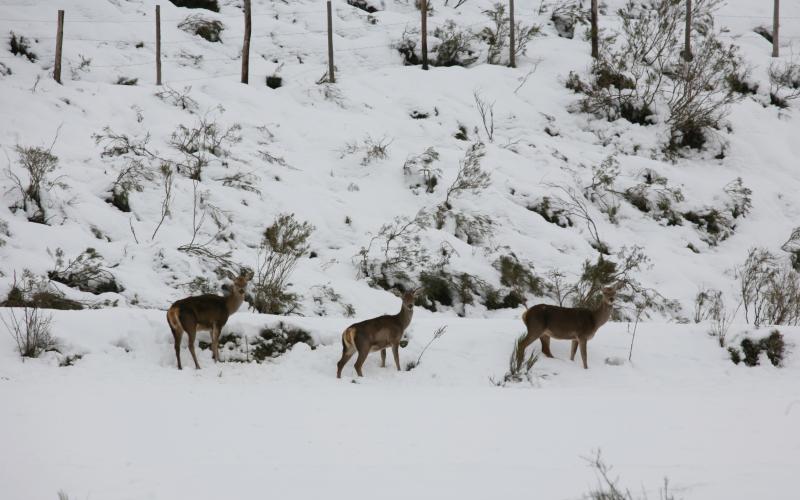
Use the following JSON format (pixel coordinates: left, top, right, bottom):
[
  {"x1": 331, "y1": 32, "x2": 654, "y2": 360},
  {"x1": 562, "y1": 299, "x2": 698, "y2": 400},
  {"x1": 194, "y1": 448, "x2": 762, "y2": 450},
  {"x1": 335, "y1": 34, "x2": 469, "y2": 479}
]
[{"x1": 601, "y1": 282, "x2": 623, "y2": 306}]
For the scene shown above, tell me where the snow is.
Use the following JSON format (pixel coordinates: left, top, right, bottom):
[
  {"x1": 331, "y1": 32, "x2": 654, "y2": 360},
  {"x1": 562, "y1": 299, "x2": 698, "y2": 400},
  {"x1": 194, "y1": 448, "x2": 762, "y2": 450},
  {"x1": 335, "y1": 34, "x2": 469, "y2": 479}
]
[{"x1": 2, "y1": 0, "x2": 800, "y2": 498}]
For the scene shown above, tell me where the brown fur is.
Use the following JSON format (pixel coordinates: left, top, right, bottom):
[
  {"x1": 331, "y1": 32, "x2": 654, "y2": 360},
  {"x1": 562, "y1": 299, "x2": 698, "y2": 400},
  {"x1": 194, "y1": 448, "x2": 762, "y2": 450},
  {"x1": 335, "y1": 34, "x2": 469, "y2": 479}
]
[
  {"x1": 167, "y1": 273, "x2": 250, "y2": 370},
  {"x1": 336, "y1": 289, "x2": 420, "y2": 378},
  {"x1": 516, "y1": 284, "x2": 621, "y2": 369}
]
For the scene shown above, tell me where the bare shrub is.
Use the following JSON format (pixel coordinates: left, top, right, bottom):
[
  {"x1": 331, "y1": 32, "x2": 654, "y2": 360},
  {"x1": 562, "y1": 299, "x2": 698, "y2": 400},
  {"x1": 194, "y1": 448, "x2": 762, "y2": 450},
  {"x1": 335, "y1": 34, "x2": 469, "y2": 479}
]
[
  {"x1": 768, "y1": 60, "x2": 800, "y2": 108},
  {"x1": 1, "y1": 305, "x2": 55, "y2": 359},
  {"x1": 403, "y1": 147, "x2": 441, "y2": 193},
  {"x1": 584, "y1": 450, "x2": 676, "y2": 500},
  {"x1": 546, "y1": 183, "x2": 608, "y2": 254},
  {"x1": 169, "y1": 111, "x2": 241, "y2": 180},
  {"x1": 583, "y1": 156, "x2": 622, "y2": 224},
  {"x1": 251, "y1": 214, "x2": 314, "y2": 315},
  {"x1": 572, "y1": 0, "x2": 739, "y2": 152},
  {"x1": 480, "y1": 3, "x2": 540, "y2": 65},
  {"x1": 737, "y1": 248, "x2": 800, "y2": 327},
  {"x1": 356, "y1": 211, "x2": 431, "y2": 288},
  {"x1": 155, "y1": 85, "x2": 199, "y2": 112},
  {"x1": 5, "y1": 142, "x2": 64, "y2": 224},
  {"x1": 473, "y1": 92, "x2": 495, "y2": 142},
  {"x1": 178, "y1": 15, "x2": 224, "y2": 43},
  {"x1": 311, "y1": 285, "x2": 355, "y2": 317},
  {"x1": 405, "y1": 325, "x2": 447, "y2": 371},
  {"x1": 666, "y1": 36, "x2": 743, "y2": 151},
  {"x1": 108, "y1": 157, "x2": 153, "y2": 213},
  {"x1": 0, "y1": 219, "x2": 9, "y2": 248},
  {"x1": 491, "y1": 338, "x2": 540, "y2": 387},
  {"x1": 443, "y1": 142, "x2": 490, "y2": 208},
  {"x1": 543, "y1": 247, "x2": 680, "y2": 320},
  {"x1": 527, "y1": 197, "x2": 574, "y2": 228},
  {"x1": 339, "y1": 135, "x2": 392, "y2": 166}
]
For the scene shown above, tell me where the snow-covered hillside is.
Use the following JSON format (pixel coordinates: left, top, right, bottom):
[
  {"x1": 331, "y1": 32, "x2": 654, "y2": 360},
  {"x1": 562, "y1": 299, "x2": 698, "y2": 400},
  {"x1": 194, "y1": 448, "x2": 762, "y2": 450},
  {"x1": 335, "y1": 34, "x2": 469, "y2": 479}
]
[{"x1": 2, "y1": 0, "x2": 800, "y2": 498}]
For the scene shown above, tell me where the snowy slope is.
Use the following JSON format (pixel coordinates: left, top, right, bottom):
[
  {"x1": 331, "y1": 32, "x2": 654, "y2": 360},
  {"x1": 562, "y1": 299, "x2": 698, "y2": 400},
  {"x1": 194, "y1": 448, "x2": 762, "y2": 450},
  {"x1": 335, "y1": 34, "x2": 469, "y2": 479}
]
[{"x1": 2, "y1": 0, "x2": 800, "y2": 498}]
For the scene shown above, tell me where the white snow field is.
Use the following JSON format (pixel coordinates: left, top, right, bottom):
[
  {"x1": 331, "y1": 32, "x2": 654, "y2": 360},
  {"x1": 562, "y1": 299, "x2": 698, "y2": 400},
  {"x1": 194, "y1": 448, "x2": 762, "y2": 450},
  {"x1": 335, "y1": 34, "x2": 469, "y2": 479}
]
[{"x1": 2, "y1": 0, "x2": 800, "y2": 498}]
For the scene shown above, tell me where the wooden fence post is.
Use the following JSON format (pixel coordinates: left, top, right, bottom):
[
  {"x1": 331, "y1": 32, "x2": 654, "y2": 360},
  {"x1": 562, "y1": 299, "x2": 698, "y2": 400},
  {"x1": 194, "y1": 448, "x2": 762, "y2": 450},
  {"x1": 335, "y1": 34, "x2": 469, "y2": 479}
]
[
  {"x1": 590, "y1": 0, "x2": 598, "y2": 59},
  {"x1": 509, "y1": 0, "x2": 516, "y2": 68},
  {"x1": 54, "y1": 9, "x2": 64, "y2": 83},
  {"x1": 156, "y1": 5, "x2": 162, "y2": 85},
  {"x1": 421, "y1": 0, "x2": 428, "y2": 70},
  {"x1": 327, "y1": 1, "x2": 335, "y2": 83},
  {"x1": 683, "y1": 0, "x2": 692, "y2": 61},
  {"x1": 772, "y1": 0, "x2": 780, "y2": 58},
  {"x1": 241, "y1": 0, "x2": 251, "y2": 83}
]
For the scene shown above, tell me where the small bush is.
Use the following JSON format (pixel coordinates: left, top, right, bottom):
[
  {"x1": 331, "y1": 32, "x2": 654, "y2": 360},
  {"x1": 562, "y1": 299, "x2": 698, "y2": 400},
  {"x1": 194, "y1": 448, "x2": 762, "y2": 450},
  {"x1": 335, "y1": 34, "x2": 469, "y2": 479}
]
[
  {"x1": 347, "y1": 0, "x2": 380, "y2": 13},
  {"x1": 169, "y1": 112, "x2": 241, "y2": 180},
  {"x1": 432, "y1": 21, "x2": 477, "y2": 67},
  {"x1": 115, "y1": 76, "x2": 138, "y2": 86},
  {"x1": 768, "y1": 60, "x2": 800, "y2": 108},
  {"x1": 9, "y1": 32, "x2": 37, "y2": 62},
  {"x1": 251, "y1": 214, "x2": 314, "y2": 315},
  {"x1": 340, "y1": 135, "x2": 392, "y2": 166},
  {"x1": 2, "y1": 270, "x2": 83, "y2": 310},
  {"x1": 155, "y1": 86, "x2": 199, "y2": 112},
  {"x1": 1, "y1": 305, "x2": 55, "y2": 359},
  {"x1": 729, "y1": 330, "x2": 786, "y2": 367},
  {"x1": 480, "y1": 3, "x2": 540, "y2": 65},
  {"x1": 106, "y1": 157, "x2": 153, "y2": 212},
  {"x1": 394, "y1": 28, "x2": 421, "y2": 66},
  {"x1": 403, "y1": 147, "x2": 441, "y2": 194},
  {"x1": 496, "y1": 254, "x2": 542, "y2": 298},
  {"x1": 252, "y1": 323, "x2": 315, "y2": 361},
  {"x1": 528, "y1": 197, "x2": 574, "y2": 228},
  {"x1": 781, "y1": 227, "x2": 800, "y2": 271},
  {"x1": 48, "y1": 248, "x2": 122, "y2": 295},
  {"x1": 178, "y1": 15, "x2": 224, "y2": 43},
  {"x1": 170, "y1": 0, "x2": 219, "y2": 11},
  {"x1": 551, "y1": 1, "x2": 589, "y2": 39},
  {"x1": 266, "y1": 75, "x2": 282, "y2": 89}
]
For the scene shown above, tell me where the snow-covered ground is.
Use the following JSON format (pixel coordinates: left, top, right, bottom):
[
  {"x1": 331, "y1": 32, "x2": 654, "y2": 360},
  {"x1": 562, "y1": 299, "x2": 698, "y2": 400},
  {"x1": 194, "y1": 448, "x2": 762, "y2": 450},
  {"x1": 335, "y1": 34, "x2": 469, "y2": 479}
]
[
  {"x1": 1, "y1": 310, "x2": 799, "y2": 500},
  {"x1": 2, "y1": 0, "x2": 800, "y2": 498}
]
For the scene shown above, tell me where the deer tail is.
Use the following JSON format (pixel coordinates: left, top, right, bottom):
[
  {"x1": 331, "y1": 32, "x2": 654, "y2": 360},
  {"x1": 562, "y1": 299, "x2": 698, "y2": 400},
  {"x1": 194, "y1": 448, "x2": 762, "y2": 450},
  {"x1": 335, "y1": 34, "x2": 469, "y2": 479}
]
[
  {"x1": 342, "y1": 327, "x2": 357, "y2": 352},
  {"x1": 167, "y1": 305, "x2": 184, "y2": 335}
]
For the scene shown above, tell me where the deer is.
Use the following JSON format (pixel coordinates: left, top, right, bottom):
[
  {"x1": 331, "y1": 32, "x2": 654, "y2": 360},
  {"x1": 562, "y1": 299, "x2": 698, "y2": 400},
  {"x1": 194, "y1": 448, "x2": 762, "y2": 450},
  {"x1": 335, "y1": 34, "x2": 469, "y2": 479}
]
[
  {"x1": 166, "y1": 271, "x2": 251, "y2": 370},
  {"x1": 336, "y1": 288, "x2": 420, "y2": 378},
  {"x1": 516, "y1": 283, "x2": 622, "y2": 370}
]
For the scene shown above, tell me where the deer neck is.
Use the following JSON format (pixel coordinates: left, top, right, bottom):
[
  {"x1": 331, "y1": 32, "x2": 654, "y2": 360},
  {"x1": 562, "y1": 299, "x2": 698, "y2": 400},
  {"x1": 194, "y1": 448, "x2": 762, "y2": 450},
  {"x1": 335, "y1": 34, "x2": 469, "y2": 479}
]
[
  {"x1": 225, "y1": 290, "x2": 245, "y2": 316},
  {"x1": 396, "y1": 303, "x2": 414, "y2": 330},
  {"x1": 592, "y1": 300, "x2": 613, "y2": 328}
]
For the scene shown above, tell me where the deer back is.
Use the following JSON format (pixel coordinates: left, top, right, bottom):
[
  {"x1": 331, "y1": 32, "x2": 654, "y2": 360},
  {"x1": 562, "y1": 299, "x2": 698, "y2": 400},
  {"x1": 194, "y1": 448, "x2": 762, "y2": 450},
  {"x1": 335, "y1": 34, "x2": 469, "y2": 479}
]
[
  {"x1": 525, "y1": 304, "x2": 600, "y2": 340},
  {"x1": 173, "y1": 294, "x2": 231, "y2": 329},
  {"x1": 352, "y1": 314, "x2": 406, "y2": 349}
]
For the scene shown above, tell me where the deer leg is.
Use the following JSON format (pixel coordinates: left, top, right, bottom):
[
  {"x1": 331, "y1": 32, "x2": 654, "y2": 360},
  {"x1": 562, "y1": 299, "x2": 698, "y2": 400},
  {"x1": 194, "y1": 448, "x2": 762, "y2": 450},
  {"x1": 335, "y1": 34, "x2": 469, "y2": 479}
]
[
  {"x1": 186, "y1": 324, "x2": 201, "y2": 370},
  {"x1": 210, "y1": 324, "x2": 219, "y2": 362},
  {"x1": 380, "y1": 349, "x2": 387, "y2": 368},
  {"x1": 336, "y1": 346, "x2": 355, "y2": 379},
  {"x1": 392, "y1": 344, "x2": 401, "y2": 371},
  {"x1": 353, "y1": 348, "x2": 370, "y2": 377},
  {"x1": 540, "y1": 335, "x2": 554, "y2": 358},
  {"x1": 171, "y1": 326, "x2": 183, "y2": 370},
  {"x1": 579, "y1": 338, "x2": 589, "y2": 370},
  {"x1": 516, "y1": 331, "x2": 539, "y2": 367},
  {"x1": 570, "y1": 340, "x2": 579, "y2": 361}
]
